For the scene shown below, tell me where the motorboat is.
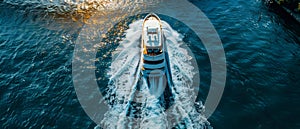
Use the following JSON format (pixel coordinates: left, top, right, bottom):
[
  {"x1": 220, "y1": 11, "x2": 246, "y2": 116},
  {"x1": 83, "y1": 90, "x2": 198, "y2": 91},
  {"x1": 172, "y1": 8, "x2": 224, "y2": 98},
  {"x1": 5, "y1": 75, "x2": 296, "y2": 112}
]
[{"x1": 141, "y1": 13, "x2": 173, "y2": 100}]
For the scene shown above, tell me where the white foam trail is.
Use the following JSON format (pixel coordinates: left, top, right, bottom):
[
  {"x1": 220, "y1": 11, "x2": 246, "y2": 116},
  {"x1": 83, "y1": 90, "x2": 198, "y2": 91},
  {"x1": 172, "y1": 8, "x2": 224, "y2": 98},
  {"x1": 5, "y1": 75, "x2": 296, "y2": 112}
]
[{"x1": 101, "y1": 20, "x2": 210, "y2": 128}]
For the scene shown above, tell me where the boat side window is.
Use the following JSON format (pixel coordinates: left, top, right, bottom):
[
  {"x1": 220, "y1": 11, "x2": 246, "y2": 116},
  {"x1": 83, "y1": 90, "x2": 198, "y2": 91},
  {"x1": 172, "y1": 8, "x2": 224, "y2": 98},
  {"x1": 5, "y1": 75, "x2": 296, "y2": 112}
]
[{"x1": 144, "y1": 59, "x2": 164, "y2": 64}]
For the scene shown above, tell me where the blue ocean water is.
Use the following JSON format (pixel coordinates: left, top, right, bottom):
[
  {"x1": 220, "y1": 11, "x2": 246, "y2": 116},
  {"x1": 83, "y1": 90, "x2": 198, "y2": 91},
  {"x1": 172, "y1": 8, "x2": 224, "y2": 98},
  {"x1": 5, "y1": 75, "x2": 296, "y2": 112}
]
[{"x1": 0, "y1": 0, "x2": 300, "y2": 129}]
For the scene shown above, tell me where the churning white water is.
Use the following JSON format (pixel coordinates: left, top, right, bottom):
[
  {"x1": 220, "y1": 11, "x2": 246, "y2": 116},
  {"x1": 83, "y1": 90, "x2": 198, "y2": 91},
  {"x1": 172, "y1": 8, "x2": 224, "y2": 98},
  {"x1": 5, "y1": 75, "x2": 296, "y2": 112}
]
[{"x1": 100, "y1": 20, "x2": 211, "y2": 128}]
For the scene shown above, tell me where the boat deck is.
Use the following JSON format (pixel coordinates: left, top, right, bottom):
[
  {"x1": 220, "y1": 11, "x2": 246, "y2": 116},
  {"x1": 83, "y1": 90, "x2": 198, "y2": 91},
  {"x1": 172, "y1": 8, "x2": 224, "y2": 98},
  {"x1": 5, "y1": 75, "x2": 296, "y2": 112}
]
[{"x1": 143, "y1": 15, "x2": 162, "y2": 48}]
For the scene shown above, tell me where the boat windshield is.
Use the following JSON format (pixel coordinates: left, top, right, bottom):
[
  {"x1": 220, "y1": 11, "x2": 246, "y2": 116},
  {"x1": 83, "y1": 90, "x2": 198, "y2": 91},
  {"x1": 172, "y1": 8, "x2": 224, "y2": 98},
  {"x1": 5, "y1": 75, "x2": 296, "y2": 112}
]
[{"x1": 146, "y1": 48, "x2": 162, "y2": 55}]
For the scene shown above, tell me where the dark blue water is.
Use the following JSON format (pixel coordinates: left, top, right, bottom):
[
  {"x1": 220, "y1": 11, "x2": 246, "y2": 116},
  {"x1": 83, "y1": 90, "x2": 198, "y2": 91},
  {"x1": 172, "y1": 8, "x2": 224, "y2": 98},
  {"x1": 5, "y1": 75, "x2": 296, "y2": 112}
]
[
  {"x1": 1, "y1": 0, "x2": 300, "y2": 129},
  {"x1": 190, "y1": 1, "x2": 300, "y2": 129}
]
